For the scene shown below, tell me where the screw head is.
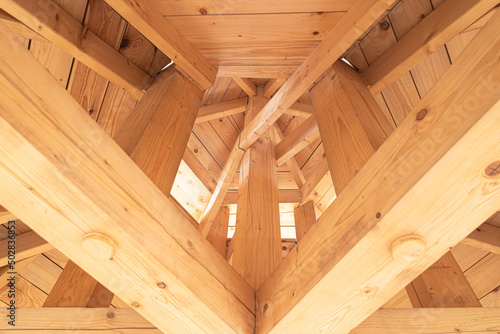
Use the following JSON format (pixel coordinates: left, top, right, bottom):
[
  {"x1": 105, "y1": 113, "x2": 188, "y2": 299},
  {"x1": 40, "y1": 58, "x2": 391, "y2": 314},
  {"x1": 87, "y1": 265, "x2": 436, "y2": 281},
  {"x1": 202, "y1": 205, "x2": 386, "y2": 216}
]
[{"x1": 485, "y1": 161, "x2": 500, "y2": 177}]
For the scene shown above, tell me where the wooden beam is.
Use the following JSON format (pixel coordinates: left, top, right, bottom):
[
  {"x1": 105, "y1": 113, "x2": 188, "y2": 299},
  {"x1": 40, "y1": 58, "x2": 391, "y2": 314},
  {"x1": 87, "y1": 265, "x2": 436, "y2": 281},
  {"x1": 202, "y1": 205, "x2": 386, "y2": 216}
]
[
  {"x1": 353, "y1": 308, "x2": 500, "y2": 333},
  {"x1": 361, "y1": 0, "x2": 498, "y2": 95},
  {"x1": 238, "y1": 0, "x2": 398, "y2": 150},
  {"x1": 406, "y1": 252, "x2": 481, "y2": 307},
  {"x1": 272, "y1": 124, "x2": 306, "y2": 189},
  {"x1": 275, "y1": 115, "x2": 320, "y2": 166},
  {"x1": 232, "y1": 87, "x2": 281, "y2": 290},
  {"x1": 103, "y1": 0, "x2": 216, "y2": 90},
  {"x1": 217, "y1": 65, "x2": 297, "y2": 79},
  {"x1": 206, "y1": 206, "x2": 230, "y2": 257},
  {"x1": 44, "y1": 260, "x2": 114, "y2": 308},
  {"x1": 0, "y1": 21, "x2": 254, "y2": 333},
  {"x1": 256, "y1": 13, "x2": 500, "y2": 333},
  {"x1": 114, "y1": 66, "x2": 203, "y2": 195},
  {"x1": 0, "y1": 231, "x2": 53, "y2": 263},
  {"x1": 284, "y1": 102, "x2": 314, "y2": 118},
  {"x1": 224, "y1": 190, "x2": 301, "y2": 205},
  {"x1": 462, "y1": 223, "x2": 500, "y2": 255},
  {"x1": 263, "y1": 79, "x2": 285, "y2": 98},
  {"x1": 0, "y1": 205, "x2": 16, "y2": 224},
  {"x1": 0, "y1": 9, "x2": 46, "y2": 41},
  {"x1": 293, "y1": 201, "x2": 316, "y2": 243},
  {"x1": 0, "y1": 0, "x2": 152, "y2": 100},
  {"x1": 0, "y1": 255, "x2": 38, "y2": 288},
  {"x1": 299, "y1": 159, "x2": 330, "y2": 202},
  {"x1": 198, "y1": 140, "x2": 246, "y2": 237},
  {"x1": 310, "y1": 60, "x2": 392, "y2": 193},
  {"x1": 464, "y1": 5, "x2": 498, "y2": 33},
  {"x1": 0, "y1": 307, "x2": 156, "y2": 331},
  {"x1": 233, "y1": 78, "x2": 257, "y2": 96},
  {"x1": 196, "y1": 97, "x2": 248, "y2": 123}
]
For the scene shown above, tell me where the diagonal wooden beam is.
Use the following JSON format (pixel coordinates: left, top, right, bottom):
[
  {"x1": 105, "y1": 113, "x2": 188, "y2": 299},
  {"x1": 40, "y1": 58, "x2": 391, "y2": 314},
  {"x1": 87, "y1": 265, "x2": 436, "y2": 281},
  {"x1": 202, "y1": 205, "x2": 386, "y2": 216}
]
[
  {"x1": 0, "y1": 255, "x2": 39, "y2": 289},
  {"x1": 0, "y1": 9, "x2": 46, "y2": 41},
  {"x1": 0, "y1": 231, "x2": 53, "y2": 264},
  {"x1": 361, "y1": 0, "x2": 498, "y2": 95},
  {"x1": 0, "y1": 205, "x2": 16, "y2": 224},
  {"x1": 103, "y1": 0, "x2": 216, "y2": 90},
  {"x1": 196, "y1": 97, "x2": 248, "y2": 124},
  {"x1": 256, "y1": 13, "x2": 500, "y2": 333},
  {"x1": 233, "y1": 77, "x2": 257, "y2": 96},
  {"x1": 238, "y1": 0, "x2": 398, "y2": 150},
  {"x1": 0, "y1": 0, "x2": 153, "y2": 100},
  {"x1": 275, "y1": 115, "x2": 320, "y2": 166},
  {"x1": 284, "y1": 102, "x2": 315, "y2": 118},
  {"x1": 462, "y1": 223, "x2": 500, "y2": 256},
  {"x1": 114, "y1": 66, "x2": 203, "y2": 196},
  {"x1": 263, "y1": 79, "x2": 285, "y2": 99},
  {"x1": 353, "y1": 308, "x2": 500, "y2": 334},
  {"x1": 206, "y1": 206, "x2": 230, "y2": 257},
  {"x1": 272, "y1": 124, "x2": 306, "y2": 189},
  {"x1": 0, "y1": 21, "x2": 254, "y2": 333},
  {"x1": 299, "y1": 158, "x2": 330, "y2": 202}
]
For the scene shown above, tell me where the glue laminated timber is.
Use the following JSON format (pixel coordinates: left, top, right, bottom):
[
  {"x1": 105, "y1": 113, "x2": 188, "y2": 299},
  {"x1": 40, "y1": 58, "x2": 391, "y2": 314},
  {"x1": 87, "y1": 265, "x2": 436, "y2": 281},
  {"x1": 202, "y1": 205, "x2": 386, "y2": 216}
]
[
  {"x1": 0, "y1": 19, "x2": 255, "y2": 334},
  {"x1": 256, "y1": 10, "x2": 500, "y2": 333}
]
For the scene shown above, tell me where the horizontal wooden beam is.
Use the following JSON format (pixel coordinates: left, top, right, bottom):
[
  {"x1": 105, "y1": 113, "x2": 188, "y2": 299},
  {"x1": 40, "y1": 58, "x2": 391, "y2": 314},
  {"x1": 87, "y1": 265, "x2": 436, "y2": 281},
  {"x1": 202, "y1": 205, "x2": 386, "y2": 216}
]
[
  {"x1": 217, "y1": 65, "x2": 297, "y2": 79},
  {"x1": 0, "y1": 307, "x2": 156, "y2": 331},
  {"x1": 0, "y1": 231, "x2": 53, "y2": 263},
  {"x1": 0, "y1": 0, "x2": 152, "y2": 100},
  {"x1": 462, "y1": 223, "x2": 500, "y2": 255},
  {"x1": 256, "y1": 13, "x2": 500, "y2": 333},
  {"x1": 353, "y1": 308, "x2": 500, "y2": 333},
  {"x1": 362, "y1": 0, "x2": 497, "y2": 95},
  {"x1": 238, "y1": 0, "x2": 397, "y2": 150},
  {"x1": 0, "y1": 21, "x2": 254, "y2": 333},
  {"x1": 275, "y1": 115, "x2": 319, "y2": 166},
  {"x1": 103, "y1": 0, "x2": 216, "y2": 90},
  {"x1": 223, "y1": 190, "x2": 301, "y2": 205},
  {"x1": 196, "y1": 97, "x2": 248, "y2": 123},
  {"x1": 284, "y1": 102, "x2": 315, "y2": 118}
]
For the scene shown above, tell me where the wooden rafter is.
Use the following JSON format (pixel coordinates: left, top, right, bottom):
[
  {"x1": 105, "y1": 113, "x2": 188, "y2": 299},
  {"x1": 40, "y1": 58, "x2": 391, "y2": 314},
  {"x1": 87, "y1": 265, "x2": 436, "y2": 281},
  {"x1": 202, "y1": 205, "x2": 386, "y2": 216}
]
[
  {"x1": 206, "y1": 206, "x2": 230, "y2": 257},
  {"x1": 0, "y1": 0, "x2": 153, "y2": 100},
  {"x1": 0, "y1": 21, "x2": 254, "y2": 333},
  {"x1": 233, "y1": 77, "x2": 257, "y2": 96},
  {"x1": 103, "y1": 0, "x2": 216, "y2": 90},
  {"x1": 284, "y1": 102, "x2": 315, "y2": 118},
  {"x1": 0, "y1": 9, "x2": 46, "y2": 41},
  {"x1": 0, "y1": 231, "x2": 52, "y2": 263},
  {"x1": 275, "y1": 115, "x2": 320, "y2": 166},
  {"x1": 238, "y1": 0, "x2": 398, "y2": 150},
  {"x1": 272, "y1": 124, "x2": 306, "y2": 189},
  {"x1": 196, "y1": 97, "x2": 248, "y2": 124},
  {"x1": 256, "y1": 12, "x2": 500, "y2": 332},
  {"x1": 362, "y1": 0, "x2": 498, "y2": 95},
  {"x1": 293, "y1": 201, "x2": 316, "y2": 243}
]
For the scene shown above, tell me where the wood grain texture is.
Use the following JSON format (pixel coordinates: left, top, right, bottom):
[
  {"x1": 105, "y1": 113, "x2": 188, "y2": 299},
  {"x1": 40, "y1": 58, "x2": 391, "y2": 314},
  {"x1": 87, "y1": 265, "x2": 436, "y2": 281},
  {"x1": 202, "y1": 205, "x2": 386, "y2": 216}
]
[
  {"x1": 114, "y1": 66, "x2": 202, "y2": 195},
  {"x1": 255, "y1": 13, "x2": 500, "y2": 332},
  {"x1": 0, "y1": 21, "x2": 254, "y2": 333},
  {"x1": 463, "y1": 223, "x2": 500, "y2": 256},
  {"x1": 104, "y1": 0, "x2": 216, "y2": 89},
  {"x1": 206, "y1": 206, "x2": 230, "y2": 257},
  {"x1": 196, "y1": 97, "x2": 248, "y2": 123},
  {"x1": 293, "y1": 201, "x2": 316, "y2": 243},
  {"x1": 233, "y1": 88, "x2": 281, "y2": 290},
  {"x1": 275, "y1": 115, "x2": 320, "y2": 166},
  {"x1": 0, "y1": 231, "x2": 52, "y2": 263},
  {"x1": 239, "y1": 0, "x2": 398, "y2": 150}
]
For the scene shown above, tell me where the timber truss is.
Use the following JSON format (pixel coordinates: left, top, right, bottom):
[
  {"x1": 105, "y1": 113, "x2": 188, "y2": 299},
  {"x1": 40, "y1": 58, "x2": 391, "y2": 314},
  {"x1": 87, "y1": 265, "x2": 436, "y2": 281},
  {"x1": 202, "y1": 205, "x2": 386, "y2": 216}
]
[{"x1": 0, "y1": 0, "x2": 499, "y2": 332}]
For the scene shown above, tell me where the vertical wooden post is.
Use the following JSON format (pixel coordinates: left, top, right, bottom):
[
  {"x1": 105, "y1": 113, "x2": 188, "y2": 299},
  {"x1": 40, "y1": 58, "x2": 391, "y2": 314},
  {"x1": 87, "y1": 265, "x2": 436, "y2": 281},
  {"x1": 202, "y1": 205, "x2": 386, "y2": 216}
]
[
  {"x1": 406, "y1": 252, "x2": 481, "y2": 307},
  {"x1": 44, "y1": 261, "x2": 114, "y2": 307},
  {"x1": 232, "y1": 86, "x2": 281, "y2": 290},
  {"x1": 206, "y1": 206, "x2": 230, "y2": 257},
  {"x1": 310, "y1": 60, "x2": 393, "y2": 193},
  {"x1": 114, "y1": 66, "x2": 203, "y2": 195},
  {"x1": 294, "y1": 201, "x2": 316, "y2": 242}
]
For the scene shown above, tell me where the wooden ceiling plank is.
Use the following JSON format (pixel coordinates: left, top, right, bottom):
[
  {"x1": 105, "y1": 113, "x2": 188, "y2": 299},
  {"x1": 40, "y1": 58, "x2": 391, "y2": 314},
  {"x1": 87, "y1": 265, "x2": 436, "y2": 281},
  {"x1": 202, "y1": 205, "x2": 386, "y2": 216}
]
[
  {"x1": 114, "y1": 66, "x2": 203, "y2": 195},
  {"x1": 362, "y1": 0, "x2": 498, "y2": 95},
  {"x1": 293, "y1": 201, "x2": 316, "y2": 243},
  {"x1": 462, "y1": 223, "x2": 500, "y2": 256},
  {"x1": 275, "y1": 115, "x2": 320, "y2": 167},
  {"x1": 0, "y1": 0, "x2": 152, "y2": 100},
  {"x1": 206, "y1": 206, "x2": 230, "y2": 257},
  {"x1": 232, "y1": 87, "x2": 281, "y2": 290},
  {"x1": 0, "y1": 21, "x2": 254, "y2": 333},
  {"x1": 0, "y1": 255, "x2": 39, "y2": 289},
  {"x1": 103, "y1": 0, "x2": 216, "y2": 90},
  {"x1": 256, "y1": 13, "x2": 500, "y2": 332},
  {"x1": 233, "y1": 78, "x2": 257, "y2": 97},
  {"x1": 0, "y1": 231, "x2": 53, "y2": 264},
  {"x1": 353, "y1": 308, "x2": 500, "y2": 333},
  {"x1": 238, "y1": 0, "x2": 398, "y2": 150},
  {"x1": 196, "y1": 97, "x2": 248, "y2": 124},
  {"x1": 44, "y1": 260, "x2": 114, "y2": 308}
]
